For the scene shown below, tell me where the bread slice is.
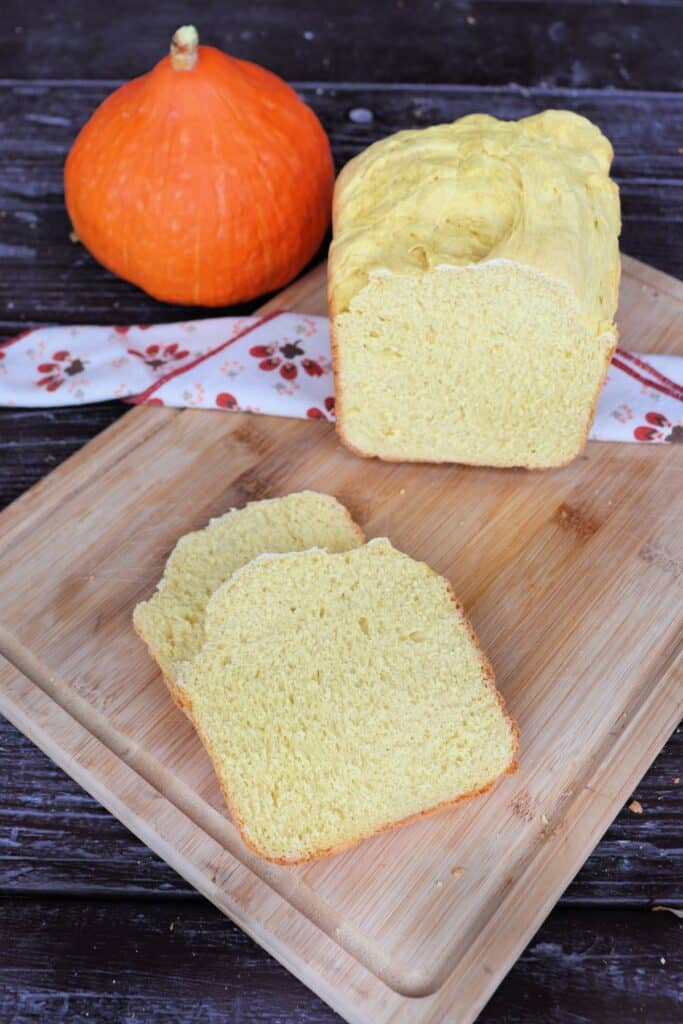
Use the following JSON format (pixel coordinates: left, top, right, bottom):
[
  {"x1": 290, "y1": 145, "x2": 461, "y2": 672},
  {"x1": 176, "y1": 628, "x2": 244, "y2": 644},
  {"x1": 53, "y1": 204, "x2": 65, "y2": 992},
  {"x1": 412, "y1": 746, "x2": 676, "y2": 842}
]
[
  {"x1": 180, "y1": 539, "x2": 518, "y2": 863},
  {"x1": 133, "y1": 492, "x2": 364, "y2": 706},
  {"x1": 328, "y1": 110, "x2": 621, "y2": 468}
]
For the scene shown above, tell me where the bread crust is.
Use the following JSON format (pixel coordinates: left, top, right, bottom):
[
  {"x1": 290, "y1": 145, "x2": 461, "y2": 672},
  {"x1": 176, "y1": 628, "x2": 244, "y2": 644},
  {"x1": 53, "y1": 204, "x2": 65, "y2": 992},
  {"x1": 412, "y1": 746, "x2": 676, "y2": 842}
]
[{"x1": 188, "y1": 562, "x2": 519, "y2": 865}]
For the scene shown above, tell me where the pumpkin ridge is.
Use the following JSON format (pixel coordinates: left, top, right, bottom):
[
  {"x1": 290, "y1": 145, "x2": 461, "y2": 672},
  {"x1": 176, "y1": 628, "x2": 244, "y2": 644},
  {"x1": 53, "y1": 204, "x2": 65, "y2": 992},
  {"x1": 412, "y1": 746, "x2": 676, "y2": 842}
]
[
  {"x1": 64, "y1": 27, "x2": 333, "y2": 305},
  {"x1": 202, "y1": 62, "x2": 330, "y2": 284},
  {"x1": 203, "y1": 71, "x2": 283, "y2": 285}
]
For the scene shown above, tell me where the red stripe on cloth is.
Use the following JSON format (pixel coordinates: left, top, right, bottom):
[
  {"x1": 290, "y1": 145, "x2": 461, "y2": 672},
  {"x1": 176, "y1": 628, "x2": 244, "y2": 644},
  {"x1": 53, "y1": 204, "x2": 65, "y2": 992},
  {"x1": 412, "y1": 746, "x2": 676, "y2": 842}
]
[
  {"x1": 127, "y1": 311, "x2": 284, "y2": 404},
  {"x1": 0, "y1": 327, "x2": 40, "y2": 350},
  {"x1": 617, "y1": 350, "x2": 683, "y2": 400},
  {"x1": 611, "y1": 353, "x2": 683, "y2": 403}
]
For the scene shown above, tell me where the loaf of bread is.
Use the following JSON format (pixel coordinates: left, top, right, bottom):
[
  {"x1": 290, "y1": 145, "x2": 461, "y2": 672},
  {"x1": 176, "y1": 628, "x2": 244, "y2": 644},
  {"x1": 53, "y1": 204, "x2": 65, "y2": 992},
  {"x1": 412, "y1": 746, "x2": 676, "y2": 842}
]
[
  {"x1": 328, "y1": 110, "x2": 621, "y2": 468},
  {"x1": 179, "y1": 538, "x2": 518, "y2": 863},
  {"x1": 133, "y1": 491, "x2": 364, "y2": 706}
]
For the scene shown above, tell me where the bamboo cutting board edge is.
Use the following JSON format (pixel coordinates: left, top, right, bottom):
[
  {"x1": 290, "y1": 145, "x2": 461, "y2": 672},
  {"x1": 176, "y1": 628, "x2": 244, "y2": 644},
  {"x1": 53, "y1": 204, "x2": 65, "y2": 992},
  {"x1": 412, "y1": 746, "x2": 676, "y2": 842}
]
[
  {"x1": 0, "y1": 629, "x2": 425, "y2": 996},
  {"x1": 0, "y1": 657, "x2": 403, "y2": 1024},
  {"x1": 0, "y1": 252, "x2": 681, "y2": 1023},
  {"x1": 0, "y1": 645, "x2": 679, "y2": 1023},
  {"x1": 9, "y1": 600, "x2": 647, "y2": 1000}
]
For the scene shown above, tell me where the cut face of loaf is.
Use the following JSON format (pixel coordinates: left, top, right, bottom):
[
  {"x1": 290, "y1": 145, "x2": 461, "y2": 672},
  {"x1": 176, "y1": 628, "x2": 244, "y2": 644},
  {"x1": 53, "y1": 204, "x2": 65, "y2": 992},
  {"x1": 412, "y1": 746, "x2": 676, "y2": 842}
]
[
  {"x1": 180, "y1": 539, "x2": 518, "y2": 863},
  {"x1": 329, "y1": 110, "x2": 622, "y2": 469},
  {"x1": 333, "y1": 261, "x2": 617, "y2": 467},
  {"x1": 133, "y1": 491, "x2": 364, "y2": 705}
]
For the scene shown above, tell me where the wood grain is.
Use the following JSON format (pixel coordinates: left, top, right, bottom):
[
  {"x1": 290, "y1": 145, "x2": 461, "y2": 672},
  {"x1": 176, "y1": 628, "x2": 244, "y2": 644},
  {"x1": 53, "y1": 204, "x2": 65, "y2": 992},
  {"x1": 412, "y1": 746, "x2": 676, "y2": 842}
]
[
  {"x1": 1, "y1": 901, "x2": 681, "y2": 1024},
  {"x1": 0, "y1": 254, "x2": 680, "y2": 1023},
  {"x1": 3, "y1": 713, "x2": 679, "y2": 902},
  {"x1": 0, "y1": 404, "x2": 124, "y2": 511},
  {"x1": 2, "y1": 0, "x2": 682, "y2": 91}
]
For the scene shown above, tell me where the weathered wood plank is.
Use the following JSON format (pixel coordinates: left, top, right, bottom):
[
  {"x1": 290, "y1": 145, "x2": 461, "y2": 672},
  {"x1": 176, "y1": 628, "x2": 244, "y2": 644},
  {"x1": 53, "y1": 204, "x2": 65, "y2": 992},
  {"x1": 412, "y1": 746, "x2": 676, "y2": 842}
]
[
  {"x1": 0, "y1": 900, "x2": 680, "y2": 1023},
  {"x1": 0, "y1": 404, "x2": 124, "y2": 511},
  {"x1": 0, "y1": 83, "x2": 682, "y2": 333},
  {"x1": 1, "y1": 716, "x2": 680, "y2": 902},
  {"x1": 2, "y1": 0, "x2": 682, "y2": 91}
]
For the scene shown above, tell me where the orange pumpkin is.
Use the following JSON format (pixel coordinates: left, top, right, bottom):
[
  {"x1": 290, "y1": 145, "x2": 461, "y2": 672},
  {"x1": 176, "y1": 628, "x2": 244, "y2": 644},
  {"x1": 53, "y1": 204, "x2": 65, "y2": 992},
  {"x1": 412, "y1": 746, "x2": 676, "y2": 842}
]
[{"x1": 64, "y1": 26, "x2": 334, "y2": 306}]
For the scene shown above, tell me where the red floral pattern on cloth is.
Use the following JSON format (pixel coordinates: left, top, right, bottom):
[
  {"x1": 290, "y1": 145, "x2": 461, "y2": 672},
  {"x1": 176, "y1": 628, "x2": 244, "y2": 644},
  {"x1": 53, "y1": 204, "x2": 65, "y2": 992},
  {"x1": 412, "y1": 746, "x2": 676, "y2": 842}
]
[
  {"x1": 35, "y1": 349, "x2": 87, "y2": 392},
  {"x1": 0, "y1": 317, "x2": 257, "y2": 406},
  {"x1": 633, "y1": 411, "x2": 683, "y2": 443},
  {"x1": 0, "y1": 313, "x2": 680, "y2": 444},
  {"x1": 126, "y1": 313, "x2": 333, "y2": 416},
  {"x1": 127, "y1": 341, "x2": 191, "y2": 370},
  {"x1": 249, "y1": 339, "x2": 324, "y2": 382},
  {"x1": 216, "y1": 392, "x2": 239, "y2": 410},
  {"x1": 598, "y1": 351, "x2": 682, "y2": 443},
  {"x1": 307, "y1": 396, "x2": 335, "y2": 420}
]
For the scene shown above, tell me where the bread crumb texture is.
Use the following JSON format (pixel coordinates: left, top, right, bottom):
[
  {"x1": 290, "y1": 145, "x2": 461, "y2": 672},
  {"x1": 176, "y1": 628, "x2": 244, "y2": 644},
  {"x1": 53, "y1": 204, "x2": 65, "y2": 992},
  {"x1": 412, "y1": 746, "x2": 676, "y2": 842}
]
[
  {"x1": 184, "y1": 539, "x2": 518, "y2": 863},
  {"x1": 329, "y1": 110, "x2": 621, "y2": 468},
  {"x1": 133, "y1": 492, "x2": 363, "y2": 690}
]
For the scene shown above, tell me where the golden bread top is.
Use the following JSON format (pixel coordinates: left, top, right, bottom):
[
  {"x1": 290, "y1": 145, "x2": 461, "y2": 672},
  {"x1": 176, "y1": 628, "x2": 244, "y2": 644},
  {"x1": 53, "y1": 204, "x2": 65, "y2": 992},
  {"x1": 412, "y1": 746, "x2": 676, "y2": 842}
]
[{"x1": 329, "y1": 110, "x2": 621, "y2": 334}]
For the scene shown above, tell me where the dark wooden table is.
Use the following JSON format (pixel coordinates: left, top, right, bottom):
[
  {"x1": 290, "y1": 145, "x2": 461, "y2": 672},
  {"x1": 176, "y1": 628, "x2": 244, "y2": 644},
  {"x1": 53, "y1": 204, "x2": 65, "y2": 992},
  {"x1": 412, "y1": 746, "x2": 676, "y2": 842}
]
[{"x1": 1, "y1": 2, "x2": 681, "y2": 1021}]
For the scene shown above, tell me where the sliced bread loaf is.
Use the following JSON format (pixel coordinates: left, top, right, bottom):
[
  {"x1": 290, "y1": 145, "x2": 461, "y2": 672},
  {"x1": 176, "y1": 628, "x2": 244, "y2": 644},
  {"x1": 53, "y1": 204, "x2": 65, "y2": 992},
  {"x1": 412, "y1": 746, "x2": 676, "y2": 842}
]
[
  {"x1": 180, "y1": 539, "x2": 518, "y2": 863},
  {"x1": 328, "y1": 110, "x2": 621, "y2": 468},
  {"x1": 133, "y1": 491, "x2": 364, "y2": 706}
]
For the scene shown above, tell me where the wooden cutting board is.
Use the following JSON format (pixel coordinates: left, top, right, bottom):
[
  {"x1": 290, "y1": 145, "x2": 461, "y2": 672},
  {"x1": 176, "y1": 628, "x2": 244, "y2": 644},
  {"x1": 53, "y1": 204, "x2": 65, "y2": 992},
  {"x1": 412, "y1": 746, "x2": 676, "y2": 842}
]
[{"x1": 0, "y1": 254, "x2": 681, "y2": 1024}]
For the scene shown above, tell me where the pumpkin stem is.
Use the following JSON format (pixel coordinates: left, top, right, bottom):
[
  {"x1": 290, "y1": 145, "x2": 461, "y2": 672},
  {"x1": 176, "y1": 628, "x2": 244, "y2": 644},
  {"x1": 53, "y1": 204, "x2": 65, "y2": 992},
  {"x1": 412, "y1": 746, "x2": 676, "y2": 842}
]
[{"x1": 170, "y1": 25, "x2": 199, "y2": 71}]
